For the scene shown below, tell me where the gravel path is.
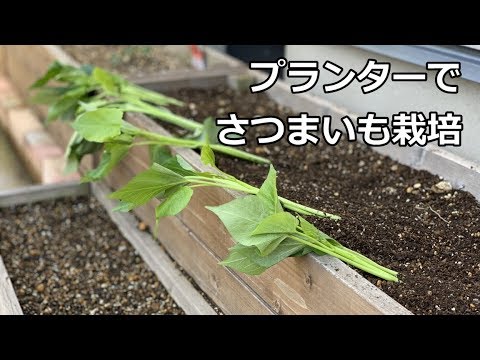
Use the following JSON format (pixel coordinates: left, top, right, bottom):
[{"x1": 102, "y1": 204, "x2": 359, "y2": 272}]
[{"x1": 0, "y1": 196, "x2": 184, "y2": 315}]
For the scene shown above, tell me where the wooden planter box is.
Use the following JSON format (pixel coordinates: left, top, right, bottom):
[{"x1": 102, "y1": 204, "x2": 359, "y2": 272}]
[
  {"x1": 4, "y1": 45, "x2": 479, "y2": 315},
  {"x1": 0, "y1": 181, "x2": 216, "y2": 315}
]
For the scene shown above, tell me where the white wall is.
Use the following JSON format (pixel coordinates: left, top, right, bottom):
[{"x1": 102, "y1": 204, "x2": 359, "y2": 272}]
[{"x1": 285, "y1": 45, "x2": 480, "y2": 165}]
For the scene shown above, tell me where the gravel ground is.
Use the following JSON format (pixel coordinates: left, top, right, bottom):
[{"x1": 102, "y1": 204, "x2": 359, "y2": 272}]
[{"x1": 0, "y1": 196, "x2": 184, "y2": 315}]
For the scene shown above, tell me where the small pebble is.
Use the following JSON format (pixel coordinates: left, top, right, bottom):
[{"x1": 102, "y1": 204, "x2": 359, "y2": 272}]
[{"x1": 431, "y1": 180, "x2": 453, "y2": 193}]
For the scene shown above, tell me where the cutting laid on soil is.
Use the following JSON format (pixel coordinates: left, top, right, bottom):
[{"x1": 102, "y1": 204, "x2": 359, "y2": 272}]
[{"x1": 162, "y1": 86, "x2": 480, "y2": 315}]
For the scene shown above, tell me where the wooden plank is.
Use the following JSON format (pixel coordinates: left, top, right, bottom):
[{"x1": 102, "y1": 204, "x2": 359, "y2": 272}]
[
  {"x1": 0, "y1": 255, "x2": 23, "y2": 315},
  {"x1": 0, "y1": 182, "x2": 89, "y2": 208},
  {"x1": 2, "y1": 46, "x2": 77, "y2": 148},
  {"x1": 418, "y1": 146, "x2": 480, "y2": 201},
  {"x1": 104, "y1": 166, "x2": 274, "y2": 315},
  {"x1": 130, "y1": 67, "x2": 242, "y2": 93},
  {"x1": 91, "y1": 182, "x2": 216, "y2": 315}
]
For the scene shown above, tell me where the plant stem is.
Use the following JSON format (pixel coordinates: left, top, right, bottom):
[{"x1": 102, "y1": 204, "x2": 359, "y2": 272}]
[
  {"x1": 185, "y1": 176, "x2": 340, "y2": 220},
  {"x1": 209, "y1": 144, "x2": 270, "y2": 164},
  {"x1": 300, "y1": 232, "x2": 397, "y2": 276},
  {"x1": 290, "y1": 235, "x2": 397, "y2": 282},
  {"x1": 231, "y1": 178, "x2": 340, "y2": 220},
  {"x1": 335, "y1": 246, "x2": 398, "y2": 276},
  {"x1": 127, "y1": 103, "x2": 203, "y2": 132},
  {"x1": 122, "y1": 84, "x2": 184, "y2": 107},
  {"x1": 279, "y1": 197, "x2": 340, "y2": 220},
  {"x1": 137, "y1": 130, "x2": 270, "y2": 164},
  {"x1": 187, "y1": 179, "x2": 251, "y2": 193}
]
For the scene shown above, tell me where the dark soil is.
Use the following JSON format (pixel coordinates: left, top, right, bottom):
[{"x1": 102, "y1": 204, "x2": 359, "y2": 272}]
[
  {"x1": 0, "y1": 196, "x2": 184, "y2": 315},
  {"x1": 163, "y1": 86, "x2": 480, "y2": 315},
  {"x1": 62, "y1": 45, "x2": 192, "y2": 78}
]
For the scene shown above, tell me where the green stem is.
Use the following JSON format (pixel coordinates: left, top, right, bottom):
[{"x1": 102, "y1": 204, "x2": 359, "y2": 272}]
[
  {"x1": 209, "y1": 144, "x2": 270, "y2": 164},
  {"x1": 290, "y1": 235, "x2": 397, "y2": 282},
  {"x1": 335, "y1": 246, "x2": 398, "y2": 276},
  {"x1": 126, "y1": 103, "x2": 202, "y2": 132},
  {"x1": 185, "y1": 176, "x2": 340, "y2": 220},
  {"x1": 298, "y1": 232, "x2": 398, "y2": 278},
  {"x1": 138, "y1": 131, "x2": 200, "y2": 147},
  {"x1": 186, "y1": 179, "x2": 252, "y2": 193},
  {"x1": 280, "y1": 197, "x2": 340, "y2": 220},
  {"x1": 138, "y1": 130, "x2": 270, "y2": 164},
  {"x1": 231, "y1": 178, "x2": 340, "y2": 220},
  {"x1": 122, "y1": 84, "x2": 184, "y2": 107}
]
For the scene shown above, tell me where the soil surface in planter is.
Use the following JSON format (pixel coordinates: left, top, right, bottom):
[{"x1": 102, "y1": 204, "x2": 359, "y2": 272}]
[
  {"x1": 162, "y1": 86, "x2": 480, "y2": 315},
  {"x1": 62, "y1": 45, "x2": 192, "y2": 78},
  {"x1": 0, "y1": 196, "x2": 184, "y2": 315}
]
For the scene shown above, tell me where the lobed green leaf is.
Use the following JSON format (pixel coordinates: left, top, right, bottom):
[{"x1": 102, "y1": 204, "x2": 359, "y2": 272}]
[
  {"x1": 155, "y1": 187, "x2": 193, "y2": 219},
  {"x1": 109, "y1": 163, "x2": 187, "y2": 207},
  {"x1": 72, "y1": 108, "x2": 124, "y2": 142},
  {"x1": 81, "y1": 143, "x2": 130, "y2": 182}
]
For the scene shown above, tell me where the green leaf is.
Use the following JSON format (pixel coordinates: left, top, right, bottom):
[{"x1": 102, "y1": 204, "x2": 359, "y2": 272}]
[
  {"x1": 30, "y1": 61, "x2": 64, "y2": 88},
  {"x1": 200, "y1": 144, "x2": 216, "y2": 167},
  {"x1": 150, "y1": 145, "x2": 173, "y2": 165},
  {"x1": 46, "y1": 96, "x2": 80, "y2": 123},
  {"x1": 298, "y1": 215, "x2": 341, "y2": 249},
  {"x1": 109, "y1": 163, "x2": 187, "y2": 207},
  {"x1": 202, "y1": 117, "x2": 220, "y2": 144},
  {"x1": 252, "y1": 212, "x2": 298, "y2": 236},
  {"x1": 109, "y1": 133, "x2": 134, "y2": 145},
  {"x1": 81, "y1": 143, "x2": 130, "y2": 182},
  {"x1": 221, "y1": 239, "x2": 305, "y2": 274},
  {"x1": 77, "y1": 100, "x2": 107, "y2": 113},
  {"x1": 64, "y1": 132, "x2": 102, "y2": 174},
  {"x1": 113, "y1": 201, "x2": 136, "y2": 212},
  {"x1": 298, "y1": 216, "x2": 321, "y2": 239},
  {"x1": 206, "y1": 195, "x2": 280, "y2": 247},
  {"x1": 256, "y1": 236, "x2": 287, "y2": 256},
  {"x1": 251, "y1": 239, "x2": 305, "y2": 268},
  {"x1": 189, "y1": 117, "x2": 220, "y2": 144},
  {"x1": 176, "y1": 155, "x2": 194, "y2": 171},
  {"x1": 30, "y1": 86, "x2": 71, "y2": 105},
  {"x1": 257, "y1": 165, "x2": 282, "y2": 214},
  {"x1": 72, "y1": 108, "x2": 123, "y2": 142},
  {"x1": 159, "y1": 155, "x2": 196, "y2": 177},
  {"x1": 220, "y1": 244, "x2": 268, "y2": 275},
  {"x1": 292, "y1": 246, "x2": 314, "y2": 257},
  {"x1": 155, "y1": 187, "x2": 193, "y2": 219},
  {"x1": 93, "y1": 67, "x2": 118, "y2": 93}
]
